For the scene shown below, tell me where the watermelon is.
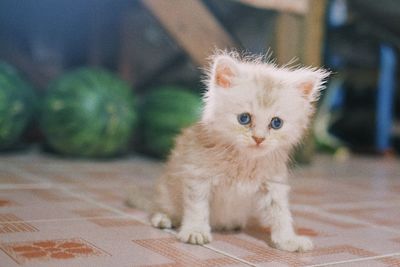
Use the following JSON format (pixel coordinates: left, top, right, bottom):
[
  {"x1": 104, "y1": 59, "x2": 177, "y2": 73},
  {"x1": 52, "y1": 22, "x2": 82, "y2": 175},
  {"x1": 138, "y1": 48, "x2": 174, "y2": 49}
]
[
  {"x1": 0, "y1": 62, "x2": 35, "y2": 149},
  {"x1": 141, "y1": 86, "x2": 202, "y2": 158},
  {"x1": 41, "y1": 68, "x2": 137, "y2": 157}
]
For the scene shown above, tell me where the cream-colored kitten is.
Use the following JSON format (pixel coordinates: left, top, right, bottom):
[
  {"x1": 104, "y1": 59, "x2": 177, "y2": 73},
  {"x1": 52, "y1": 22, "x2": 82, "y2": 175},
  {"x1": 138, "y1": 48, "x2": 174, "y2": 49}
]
[{"x1": 143, "y1": 52, "x2": 328, "y2": 252}]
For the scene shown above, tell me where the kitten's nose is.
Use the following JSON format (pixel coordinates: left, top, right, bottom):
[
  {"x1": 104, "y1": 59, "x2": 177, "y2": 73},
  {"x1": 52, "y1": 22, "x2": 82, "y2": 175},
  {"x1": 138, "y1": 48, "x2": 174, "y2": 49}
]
[{"x1": 252, "y1": 136, "x2": 265, "y2": 145}]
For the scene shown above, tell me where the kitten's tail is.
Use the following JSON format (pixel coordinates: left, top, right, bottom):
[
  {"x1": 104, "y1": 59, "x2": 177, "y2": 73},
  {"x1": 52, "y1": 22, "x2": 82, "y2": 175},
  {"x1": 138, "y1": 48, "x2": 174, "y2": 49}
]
[{"x1": 126, "y1": 185, "x2": 155, "y2": 212}]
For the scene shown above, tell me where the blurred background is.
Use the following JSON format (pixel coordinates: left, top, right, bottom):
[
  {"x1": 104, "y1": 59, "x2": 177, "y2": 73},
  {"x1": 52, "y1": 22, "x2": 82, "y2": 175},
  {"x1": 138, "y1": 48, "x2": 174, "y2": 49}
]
[{"x1": 0, "y1": 0, "x2": 399, "y2": 162}]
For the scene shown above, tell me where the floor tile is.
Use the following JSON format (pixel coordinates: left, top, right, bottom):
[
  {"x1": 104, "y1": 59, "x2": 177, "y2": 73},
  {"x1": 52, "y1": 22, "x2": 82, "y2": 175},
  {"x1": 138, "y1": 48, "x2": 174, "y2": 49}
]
[
  {"x1": 0, "y1": 169, "x2": 42, "y2": 185},
  {"x1": 1, "y1": 237, "x2": 109, "y2": 265},
  {"x1": 326, "y1": 205, "x2": 400, "y2": 231},
  {"x1": 0, "y1": 152, "x2": 399, "y2": 266},
  {"x1": 0, "y1": 219, "x2": 247, "y2": 267},
  {"x1": 0, "y1": 188, "x2": 117, "y2": 221}
]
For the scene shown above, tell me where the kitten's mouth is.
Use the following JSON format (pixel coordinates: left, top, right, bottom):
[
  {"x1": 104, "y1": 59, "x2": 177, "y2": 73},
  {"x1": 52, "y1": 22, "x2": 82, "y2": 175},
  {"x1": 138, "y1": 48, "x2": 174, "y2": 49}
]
[
  {"x1": 246, "y1": 144, "x2": 270, "y2": 156},
  {"x1": 250, "y1": 143, "x2": 265, "y2": 149}
]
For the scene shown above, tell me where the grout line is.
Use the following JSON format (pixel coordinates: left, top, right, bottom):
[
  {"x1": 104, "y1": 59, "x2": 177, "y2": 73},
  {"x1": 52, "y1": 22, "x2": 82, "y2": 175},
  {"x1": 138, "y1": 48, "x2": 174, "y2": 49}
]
[
  {"x1": 305, "y1": 252, "x2": 400, "y2": 267},
  {"x1": 0, "y1": 215, "x2": 131, "y2": 224},
  {"x1": 0, "y1": 183, "x2": 53, "y2": 190},
  {"x1": 12, "y1": 166, "x2": 255, "y2": 266},
  {"x1": 203, "y1": 244, "x2": 257, "y2": 267}
]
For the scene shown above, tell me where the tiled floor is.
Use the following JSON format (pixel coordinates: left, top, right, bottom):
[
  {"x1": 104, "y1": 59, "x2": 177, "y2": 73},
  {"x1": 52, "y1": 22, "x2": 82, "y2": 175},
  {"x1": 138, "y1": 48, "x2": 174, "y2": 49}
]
[{"x1": 0, "y1": 151, "x2": 399, "y2": 267}]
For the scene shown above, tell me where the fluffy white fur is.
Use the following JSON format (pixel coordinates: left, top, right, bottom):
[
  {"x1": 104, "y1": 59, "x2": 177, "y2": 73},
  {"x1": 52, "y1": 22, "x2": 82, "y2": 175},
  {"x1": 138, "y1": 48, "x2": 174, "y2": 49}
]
[{"x1": 137, "y1": 52, "x2": 329, "y2": 252}]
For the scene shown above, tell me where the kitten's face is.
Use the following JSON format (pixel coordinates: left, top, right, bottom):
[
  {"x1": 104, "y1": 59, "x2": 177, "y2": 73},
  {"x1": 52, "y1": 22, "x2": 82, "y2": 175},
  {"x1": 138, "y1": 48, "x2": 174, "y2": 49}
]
[{"x1": 202, "y1": 54, "x2": 328, "y2": 156}]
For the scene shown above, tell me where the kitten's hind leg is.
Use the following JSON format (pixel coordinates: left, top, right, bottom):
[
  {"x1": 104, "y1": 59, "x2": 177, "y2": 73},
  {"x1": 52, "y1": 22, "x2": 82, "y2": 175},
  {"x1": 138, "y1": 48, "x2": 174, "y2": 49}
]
[{"x1": 150, "y1": 212, "x2": 172, "y2": 229}]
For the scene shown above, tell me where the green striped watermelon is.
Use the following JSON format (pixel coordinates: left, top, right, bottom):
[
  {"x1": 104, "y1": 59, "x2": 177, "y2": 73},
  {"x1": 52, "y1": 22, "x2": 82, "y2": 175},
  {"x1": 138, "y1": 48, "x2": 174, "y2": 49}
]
[
  {"x1": 0, "y1": 62, "x2": 35, "y2": 149},
  {"x1": 41, "y1": 68, "x2": 137, "y2": 157},
  {"x1": 141, "y1": 86, "x2": 202, "y2": 158}
]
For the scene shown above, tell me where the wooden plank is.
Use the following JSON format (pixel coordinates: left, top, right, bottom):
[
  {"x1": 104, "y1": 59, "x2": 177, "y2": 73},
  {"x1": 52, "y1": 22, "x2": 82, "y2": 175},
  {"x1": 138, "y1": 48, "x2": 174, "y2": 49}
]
[
  {"x1": 141, "y1": 0, "x2": 236, "y2": 66},
  {"x1": 297, "y1": 0, "x2": 328, "y2": 163},
  {"x1": 275, "y1": 0, "x2": 327, "y2": 66},
  {"x1": 275, "y1": 12, "x2": 302, "y2": 65},
  {"x1": 302, "y1": 0, "x2": 327, "y2": 66},
  {"x1": 236, "y1": 0, "x2": 309, "y2": 15}
]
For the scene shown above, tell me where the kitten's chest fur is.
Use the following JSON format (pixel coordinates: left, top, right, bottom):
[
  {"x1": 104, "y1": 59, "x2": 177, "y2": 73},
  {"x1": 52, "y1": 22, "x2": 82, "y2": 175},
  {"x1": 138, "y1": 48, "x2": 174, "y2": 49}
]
[
  {"x1": 160, "y1": 124, "x2": 289, "y2": 229},
  {"x1": 205, "y1": 148, "x2": 277, "y2": 229},
  {"x1": 210, "y1": 181, "x2": 261, "y2": 229}
]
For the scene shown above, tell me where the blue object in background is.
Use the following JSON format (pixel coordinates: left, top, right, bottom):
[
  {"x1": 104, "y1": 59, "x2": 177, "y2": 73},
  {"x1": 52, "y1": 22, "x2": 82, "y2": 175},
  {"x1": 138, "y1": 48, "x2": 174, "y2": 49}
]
[
  {"x1": 376, "y1": 44, "x2": 396, "y2": 152},
  {"x1": 325, "y1": 0, "x2": 348, "y2": 69},
  {"x1": 328, "y1": 0, "x2": 348, "y2": 28}
]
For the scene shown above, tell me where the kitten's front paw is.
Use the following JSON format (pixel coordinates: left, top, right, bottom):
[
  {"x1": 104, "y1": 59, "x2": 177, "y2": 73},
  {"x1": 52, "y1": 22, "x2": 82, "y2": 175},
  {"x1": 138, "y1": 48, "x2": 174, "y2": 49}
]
[
  {"x1": 150, "y1": 212, "x2": 172, "y2": 229},
  {"x1": 178, "y1": 226, "x2": 212, "y2": 245},
  {"x1": 272, "y1": 235, "x2": 313, "y2": 252}
]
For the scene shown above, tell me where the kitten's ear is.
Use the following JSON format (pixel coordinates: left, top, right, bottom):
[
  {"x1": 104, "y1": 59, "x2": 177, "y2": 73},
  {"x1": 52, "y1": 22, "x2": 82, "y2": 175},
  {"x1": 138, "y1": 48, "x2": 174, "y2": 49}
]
[
  {"x1": 295, "y1": 68, "x2": 330, "y2": 102},
  {"x1": 212, "y1": 55, "x2": 239, "y2": 89}
]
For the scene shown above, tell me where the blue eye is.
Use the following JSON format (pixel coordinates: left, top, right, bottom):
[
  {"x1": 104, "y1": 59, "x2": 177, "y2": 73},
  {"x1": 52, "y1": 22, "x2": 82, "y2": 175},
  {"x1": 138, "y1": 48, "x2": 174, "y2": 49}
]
[
  {"x1": 237, "y1": 112, "x2": 251, "y2": 125},
  {"x1": 270, "y1": 117, "x2": 283, "y2": 129}
]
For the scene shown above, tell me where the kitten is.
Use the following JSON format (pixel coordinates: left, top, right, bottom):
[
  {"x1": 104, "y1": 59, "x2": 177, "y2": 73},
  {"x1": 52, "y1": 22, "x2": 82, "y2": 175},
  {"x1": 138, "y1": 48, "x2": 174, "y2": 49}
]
[{"x1": 139, "y1": 52, "x2": 328, "y2": 252}]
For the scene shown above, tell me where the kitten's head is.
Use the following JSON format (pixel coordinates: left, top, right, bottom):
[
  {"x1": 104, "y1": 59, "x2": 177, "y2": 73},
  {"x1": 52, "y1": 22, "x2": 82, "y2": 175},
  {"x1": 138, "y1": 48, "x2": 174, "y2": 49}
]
[{"x1": 202, "y1": 52, "x2": 329, "y2": 157}]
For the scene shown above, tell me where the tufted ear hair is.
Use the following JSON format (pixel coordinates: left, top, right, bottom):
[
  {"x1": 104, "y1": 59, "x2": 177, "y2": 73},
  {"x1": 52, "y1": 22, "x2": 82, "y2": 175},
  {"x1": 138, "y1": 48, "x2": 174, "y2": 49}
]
[
  {"x1": 293, "y1": 68, "x2": 330, "y2": 102},
  {"x1": 211, "y1": 55, "x2": 239, "y2": 89}
]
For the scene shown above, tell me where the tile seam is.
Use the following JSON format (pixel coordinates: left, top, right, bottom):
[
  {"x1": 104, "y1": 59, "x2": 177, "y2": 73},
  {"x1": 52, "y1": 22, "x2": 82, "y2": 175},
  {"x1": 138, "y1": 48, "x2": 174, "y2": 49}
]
[{"x1": 0, "y1": 215, "x2": 132, "y2": 224}]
